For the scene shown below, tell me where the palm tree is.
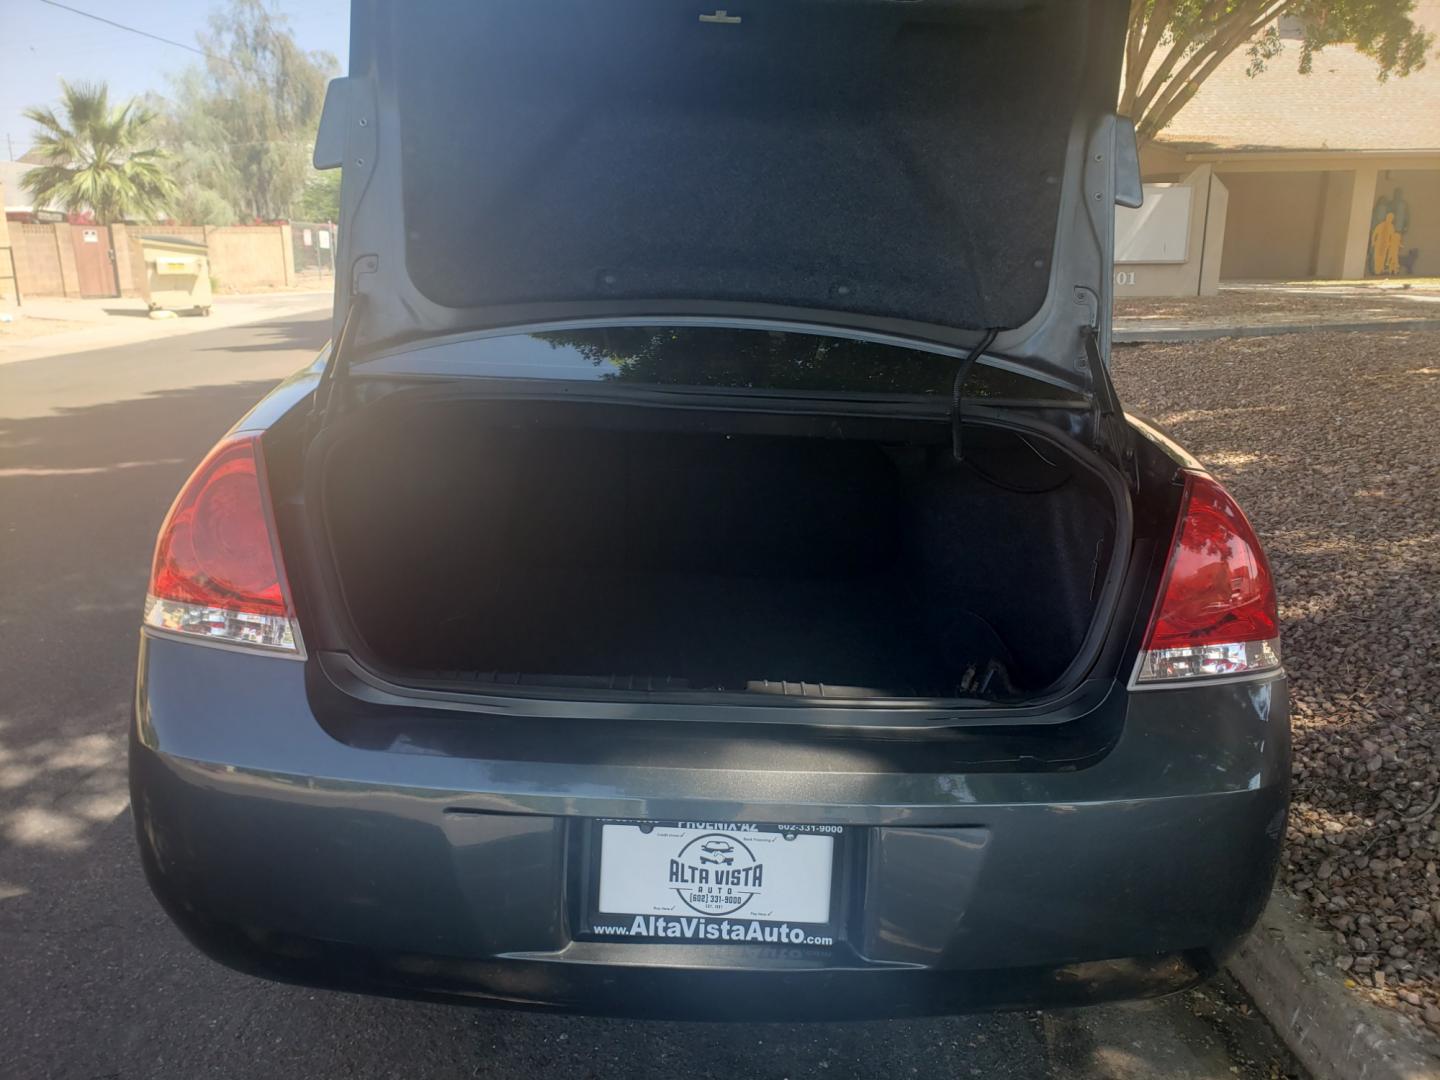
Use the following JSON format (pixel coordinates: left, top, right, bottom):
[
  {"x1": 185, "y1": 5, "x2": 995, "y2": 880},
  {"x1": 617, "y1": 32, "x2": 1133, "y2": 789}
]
[{"x1": 21, "y1": 80, "x2": 177, "y2": 225}]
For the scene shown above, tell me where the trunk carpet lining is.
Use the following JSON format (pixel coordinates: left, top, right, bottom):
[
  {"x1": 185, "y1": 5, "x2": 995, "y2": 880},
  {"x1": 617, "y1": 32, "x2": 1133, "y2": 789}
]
[
  {"x1": 386, "y1": 568, "x2": 1011, "y2": 698},
  {"x1": 322, "y1": 410, "x2": 1113, "y2": 697}
]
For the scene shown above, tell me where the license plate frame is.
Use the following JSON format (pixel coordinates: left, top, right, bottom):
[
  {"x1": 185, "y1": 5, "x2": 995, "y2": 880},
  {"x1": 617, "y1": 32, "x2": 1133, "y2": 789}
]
[{"x1": 579, "y1": 819, "x2": 848, "y2": 948}]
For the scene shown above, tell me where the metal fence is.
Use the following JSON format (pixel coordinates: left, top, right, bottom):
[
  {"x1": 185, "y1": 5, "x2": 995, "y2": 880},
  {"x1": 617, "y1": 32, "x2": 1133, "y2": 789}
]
[{"x1": 291, "y1": 221, "x2": 338, "y2": 280}]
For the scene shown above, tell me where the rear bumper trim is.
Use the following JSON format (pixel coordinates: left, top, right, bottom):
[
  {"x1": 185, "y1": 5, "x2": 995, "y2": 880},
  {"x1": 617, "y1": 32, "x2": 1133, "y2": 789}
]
[{"x1": 142, "y1": 897, "x2": 1222, "y2": 1020}]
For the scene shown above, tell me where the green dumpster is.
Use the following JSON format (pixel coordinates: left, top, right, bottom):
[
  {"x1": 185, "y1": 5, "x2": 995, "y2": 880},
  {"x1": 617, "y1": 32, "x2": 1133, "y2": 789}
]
[{"x1": 135, "y1": 234, "x2": 213, "y2": 315}]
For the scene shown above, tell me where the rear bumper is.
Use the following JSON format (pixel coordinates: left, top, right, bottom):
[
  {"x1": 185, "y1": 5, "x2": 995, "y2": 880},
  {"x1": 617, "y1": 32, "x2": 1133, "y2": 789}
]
[{"x1": 131, "y1": 634, "x2": 1289, "y2": 1019}]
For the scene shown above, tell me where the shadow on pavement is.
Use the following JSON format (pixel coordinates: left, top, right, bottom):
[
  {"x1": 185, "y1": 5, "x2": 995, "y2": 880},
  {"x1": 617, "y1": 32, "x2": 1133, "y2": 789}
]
[
  {"x1": 0, "y1": 378, "x2": 299, "y2": 874},
  {"x1": 196, "y1": 317, "x2": 335, "y2": 353}
]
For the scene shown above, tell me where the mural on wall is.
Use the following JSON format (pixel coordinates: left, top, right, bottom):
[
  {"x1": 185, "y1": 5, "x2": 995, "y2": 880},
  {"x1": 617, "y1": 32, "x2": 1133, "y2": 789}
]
[{"x1": 1369, "y1": 188, "x2": 1413, "y2": 276}]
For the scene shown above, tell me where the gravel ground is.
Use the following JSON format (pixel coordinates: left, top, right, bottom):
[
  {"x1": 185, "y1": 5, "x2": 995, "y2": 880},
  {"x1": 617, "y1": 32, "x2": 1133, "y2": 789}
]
[{"x1": 1113, "y1": 329, "x2": 1440, "y2": 1036}]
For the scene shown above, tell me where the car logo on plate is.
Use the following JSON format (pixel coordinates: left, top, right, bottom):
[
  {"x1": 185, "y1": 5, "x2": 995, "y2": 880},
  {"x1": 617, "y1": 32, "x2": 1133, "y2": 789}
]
[
  {"x1": 698, "y1": 839, "x2": 735, "y2": 865},
  {"x1": 668, "y1": 832, "x2": 764, "y2": 916}
]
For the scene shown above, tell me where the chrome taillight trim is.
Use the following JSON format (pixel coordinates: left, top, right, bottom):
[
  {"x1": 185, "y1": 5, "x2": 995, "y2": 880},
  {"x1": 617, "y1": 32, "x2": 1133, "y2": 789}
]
[
  {"x1": 1129, "y1": 638, "x2": 1282, "y2": 689},
  {"x1": 143, "y1": 594, "x2": 304, "y2": 659}
]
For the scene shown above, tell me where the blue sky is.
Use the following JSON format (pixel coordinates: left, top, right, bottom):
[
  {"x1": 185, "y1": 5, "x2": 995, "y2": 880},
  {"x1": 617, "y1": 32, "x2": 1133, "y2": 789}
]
[{"x1": 1, "y1": 0, "x2": 351, "y2": 160}]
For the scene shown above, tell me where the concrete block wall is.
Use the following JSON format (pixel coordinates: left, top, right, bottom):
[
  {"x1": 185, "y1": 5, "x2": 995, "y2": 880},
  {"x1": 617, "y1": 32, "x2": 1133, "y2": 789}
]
[
  {"x1": 52, "y1": 223, "x2": 82, "y2": 296},
  {"x1": 14, "y1": 224, "x2": 66, "y2": 296},
  {"x1": 110, "y1": 224, "x2": 139, "y2": 295},
  {"x1": 8, "y1": 222, "x2": 298, "y2": 298},
  {"x1": 204, "y1": 225, "x2": 294, "y2": 290},
  {"x1": 0, "y1": 191, "x2": 16, "y2": 305}
]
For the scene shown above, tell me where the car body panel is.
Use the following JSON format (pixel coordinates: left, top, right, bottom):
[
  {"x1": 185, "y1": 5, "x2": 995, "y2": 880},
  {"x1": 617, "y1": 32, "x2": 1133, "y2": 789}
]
[
  {"x1": 135, "y1": 634, "x2": 1288, "y2": 813},
  {"x1": 132, "y1": 631, "x2": 1287, "y2": 1016}
]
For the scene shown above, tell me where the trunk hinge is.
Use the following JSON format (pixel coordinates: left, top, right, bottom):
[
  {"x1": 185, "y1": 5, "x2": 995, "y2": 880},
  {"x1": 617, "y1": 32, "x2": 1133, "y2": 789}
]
[
  {"x1": 309, "y1": 295, "x2": 362, "y2": 435},
  {"x1": 1081, "y1": 324, "x2": 1138, "y2": 491},
  {"x1": 308, "y1": 255, "x2": 378, "y2": 435},
  {"x1": 949, "y1": 328, "x2": 1000, "y2": 462}
]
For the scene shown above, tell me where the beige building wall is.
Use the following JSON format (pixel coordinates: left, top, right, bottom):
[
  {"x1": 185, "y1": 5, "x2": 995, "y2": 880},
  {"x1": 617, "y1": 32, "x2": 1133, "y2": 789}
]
[
  {"x1": 1137, "y1": 141, "x2": 1193, "y2": 182},
  {"x1": 109, "y1": 224, "x2": 137, "y2": 295},
  {"x1": 1313, "y1": 171, "x2": 1358, "y2": 279},
  {"x1": 0, "y1": 202, "x2": 14, "y2": 307},
  {"x1": 14, "y1": 223, "x2": 66, "y2": 295},
  {"x1": 1147, "y1": 154, "x2": 1440, "y2": 284},
  {"x1": 1138, "y1": 26, "x2": 1440, "y2": 295},
  {"x1": 52, "y1": 223, "x2": 82, "y2": 296},
  {"x1": 203, "y1": 226, "x2": 291, "y2": 290},
  {"x1": 1197, "y1": 180, "x2": 1229, "y2": 294},
  {"x1": 1217, "y1": 171, "x2": 1328, "y2": 280},
  {"x1": 8, "y1": 223, "x2": 297, "y2": 297},
  {"x1": 1095, "y1": 148, "x2": 1433, "y2": 290}
]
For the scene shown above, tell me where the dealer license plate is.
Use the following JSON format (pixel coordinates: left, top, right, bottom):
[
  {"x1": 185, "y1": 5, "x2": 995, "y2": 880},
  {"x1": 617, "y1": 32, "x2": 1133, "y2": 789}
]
[{"x1": 589, "y1": 820, "x2": 842, "y2": 946}]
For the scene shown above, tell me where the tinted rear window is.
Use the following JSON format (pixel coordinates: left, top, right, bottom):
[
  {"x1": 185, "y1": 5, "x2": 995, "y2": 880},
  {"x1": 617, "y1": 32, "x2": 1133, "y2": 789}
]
[{"x1": 370, "y1": 326, "x2": 1084, "y2": 401}]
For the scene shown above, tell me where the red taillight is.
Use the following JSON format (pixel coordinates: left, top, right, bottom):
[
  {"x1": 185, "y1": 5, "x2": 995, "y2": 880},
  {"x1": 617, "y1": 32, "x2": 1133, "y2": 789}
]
[
  {"x1": 1136, "y1": 471, "x2": 1280, "y2": 683},
  {"x1": 144, "y1": 434, "x2": 300, "y2": 654}
]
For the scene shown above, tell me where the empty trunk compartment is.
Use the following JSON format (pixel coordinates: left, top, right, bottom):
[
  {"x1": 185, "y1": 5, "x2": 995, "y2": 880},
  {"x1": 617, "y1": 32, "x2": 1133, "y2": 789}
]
[{"x1": 315, "y1": 396, "x2": 1123, "y2": 701}]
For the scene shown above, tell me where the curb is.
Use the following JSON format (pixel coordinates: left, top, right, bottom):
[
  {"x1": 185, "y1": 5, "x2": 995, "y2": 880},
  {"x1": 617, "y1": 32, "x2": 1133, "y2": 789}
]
[
  {"x1": 1228, "y1": 891, "x2": 1440, "y2": 1080},
  {"x1": 1115, "y1": 317, "x2": 1440, "y2": 343}
]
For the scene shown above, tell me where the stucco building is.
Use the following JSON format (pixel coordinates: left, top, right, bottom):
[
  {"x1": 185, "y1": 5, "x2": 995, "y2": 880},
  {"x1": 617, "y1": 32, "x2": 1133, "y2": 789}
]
[{"x1": 1118, "y1": 1, "x2": 1440, "y2": 295}]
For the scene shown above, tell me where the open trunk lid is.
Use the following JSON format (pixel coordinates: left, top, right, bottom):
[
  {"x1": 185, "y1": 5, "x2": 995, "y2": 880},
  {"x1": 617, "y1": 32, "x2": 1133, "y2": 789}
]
[{"x1": 320, "y1": 0, "x2": 1135, "y2": 393}]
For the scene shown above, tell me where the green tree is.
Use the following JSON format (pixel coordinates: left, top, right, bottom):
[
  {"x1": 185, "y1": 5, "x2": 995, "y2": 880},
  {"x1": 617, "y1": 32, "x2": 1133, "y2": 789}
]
[
  {"x1": 1123, "y1": 1, "x2": 1433, "y2": 145},
  {"x1": 165, "y1": 0, "x2": 336, "y2": 221},
  {"x1": 296, "y1": 168, "x2": 341, "y2": 222},
  {"x1": 21, "y1": 80, "x2": 177, "y2": 224},
  {"x1": 147, "y1": 80, "x2": 240, "y2": 224}
]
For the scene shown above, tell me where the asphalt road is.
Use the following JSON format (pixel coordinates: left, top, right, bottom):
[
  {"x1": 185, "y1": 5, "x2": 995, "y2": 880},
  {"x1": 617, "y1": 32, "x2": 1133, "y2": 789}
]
[{"x1": 0, "y1": 309, "x2": 1302, "y2": 1080}]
